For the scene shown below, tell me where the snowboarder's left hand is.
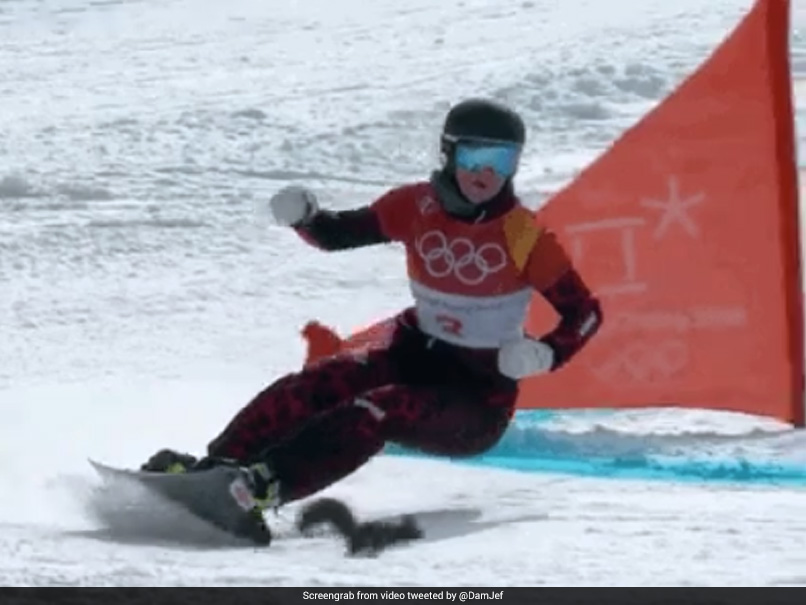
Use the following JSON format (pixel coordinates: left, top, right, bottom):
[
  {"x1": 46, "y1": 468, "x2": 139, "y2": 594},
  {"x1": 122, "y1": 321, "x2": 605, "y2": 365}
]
[{"x1": 497, "y1": 337, "x2": 555, "y2": 379}]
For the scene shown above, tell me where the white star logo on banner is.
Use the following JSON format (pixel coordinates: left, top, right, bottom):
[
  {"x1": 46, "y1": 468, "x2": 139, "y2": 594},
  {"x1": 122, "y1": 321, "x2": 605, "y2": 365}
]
[{"x1": 640, "y1": 177, "x2": 705, "y2": 240}]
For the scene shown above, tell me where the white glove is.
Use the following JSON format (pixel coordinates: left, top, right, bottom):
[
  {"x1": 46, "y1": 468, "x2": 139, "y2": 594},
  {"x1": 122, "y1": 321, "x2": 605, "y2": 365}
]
[
  {"x1": 497, "y1": 337, "x2": 555, "y2": 379},
  {"x1": 269, "y1": 185, "x2": 319, "y2": 226}
]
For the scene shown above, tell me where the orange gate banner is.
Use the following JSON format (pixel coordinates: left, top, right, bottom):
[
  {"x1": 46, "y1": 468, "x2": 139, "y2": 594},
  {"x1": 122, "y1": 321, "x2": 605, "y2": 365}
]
[{"x1": 520, "y1": 0, "x2": 803, "y2": 425}]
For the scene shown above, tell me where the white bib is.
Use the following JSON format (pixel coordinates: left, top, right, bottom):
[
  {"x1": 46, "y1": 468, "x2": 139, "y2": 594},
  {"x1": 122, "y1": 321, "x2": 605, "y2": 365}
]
[{"x1": 410, "y1": 280, "x2": 532, "y2": 348}]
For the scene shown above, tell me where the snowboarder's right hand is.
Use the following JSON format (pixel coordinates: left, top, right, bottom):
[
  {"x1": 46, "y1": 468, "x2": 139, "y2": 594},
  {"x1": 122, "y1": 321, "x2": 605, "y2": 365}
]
[{"x1": 269, "y1": 185, "x2": 319, "y2": 227}]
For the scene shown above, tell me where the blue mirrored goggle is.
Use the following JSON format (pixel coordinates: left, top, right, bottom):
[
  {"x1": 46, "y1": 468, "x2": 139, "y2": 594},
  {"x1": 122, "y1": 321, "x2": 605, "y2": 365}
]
[{"x1": 453, "y1": 141, "x2": 520, "y2": 177}]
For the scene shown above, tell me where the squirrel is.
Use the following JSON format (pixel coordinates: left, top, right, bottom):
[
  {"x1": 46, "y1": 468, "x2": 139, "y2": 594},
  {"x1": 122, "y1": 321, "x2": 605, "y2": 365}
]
[{"x1": 296, "y1": 497, "x2": 424, "y2": 556}]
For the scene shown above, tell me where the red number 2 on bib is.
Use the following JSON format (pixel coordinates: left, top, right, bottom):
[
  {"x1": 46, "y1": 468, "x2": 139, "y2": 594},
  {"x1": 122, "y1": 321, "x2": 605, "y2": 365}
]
[{"x1": 435, "y1": 314, "x2": 463, "y2": 336}]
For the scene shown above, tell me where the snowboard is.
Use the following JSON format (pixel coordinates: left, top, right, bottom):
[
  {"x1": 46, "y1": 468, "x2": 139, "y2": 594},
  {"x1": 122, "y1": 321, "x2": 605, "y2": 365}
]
[{"x1": 88, "y1": 459, "x2": 273, "y2": 546}]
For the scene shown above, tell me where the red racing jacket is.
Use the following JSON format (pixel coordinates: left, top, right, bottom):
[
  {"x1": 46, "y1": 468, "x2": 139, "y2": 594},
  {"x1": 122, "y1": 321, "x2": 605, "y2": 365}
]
[{"x1": 294, "y1": 181, "x2": 602, "y2": 370}]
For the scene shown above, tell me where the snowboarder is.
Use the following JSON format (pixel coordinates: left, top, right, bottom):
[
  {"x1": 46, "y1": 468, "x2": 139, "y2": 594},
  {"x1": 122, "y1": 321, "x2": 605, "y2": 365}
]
[{"x1": 142, "y1": 98, "x2": 603, "y2": 522}]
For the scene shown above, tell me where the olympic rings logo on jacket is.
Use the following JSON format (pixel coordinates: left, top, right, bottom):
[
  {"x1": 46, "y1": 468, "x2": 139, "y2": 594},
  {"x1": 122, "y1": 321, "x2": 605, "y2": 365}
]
[{"x1": 414, "y1": 230, "x2": 508, "y2": 285}]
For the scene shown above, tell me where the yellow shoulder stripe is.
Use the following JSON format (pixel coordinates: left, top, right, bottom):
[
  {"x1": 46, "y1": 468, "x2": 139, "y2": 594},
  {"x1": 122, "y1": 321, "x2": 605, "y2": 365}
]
[{"x1": 503, "y1": 207, "x2": 543, "y2": 272}]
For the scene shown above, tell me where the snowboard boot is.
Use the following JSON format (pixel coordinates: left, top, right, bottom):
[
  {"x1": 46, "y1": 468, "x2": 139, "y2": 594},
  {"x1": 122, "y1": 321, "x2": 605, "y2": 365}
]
[
  {"x1": 221, "y1": 461, "x2": 280, "y2": 545},
  {"x1": 191, "y1": 457, "x2": 280, "y2": 528},
  {"x1": 242, "y1": 462, "x2": 281, "y2": 511},
  {"x1": 140, "y1": 449, "x2": 198, "y2": 474}
]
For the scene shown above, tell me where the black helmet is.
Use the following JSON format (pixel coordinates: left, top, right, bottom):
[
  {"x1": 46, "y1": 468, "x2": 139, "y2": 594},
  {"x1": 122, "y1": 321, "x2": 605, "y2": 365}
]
[
  {"x1": 440, "y1": 98, "x2": 526, "y2": 163},
  {"x1": 431, "y1": 98, "x2": 526, "y2": 219}
]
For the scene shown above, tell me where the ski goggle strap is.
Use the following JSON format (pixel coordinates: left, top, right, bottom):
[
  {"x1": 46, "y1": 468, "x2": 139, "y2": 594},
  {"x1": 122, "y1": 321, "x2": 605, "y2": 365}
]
[{"x1": 453, "y1": 140, "x2": 521, "y2": 177}]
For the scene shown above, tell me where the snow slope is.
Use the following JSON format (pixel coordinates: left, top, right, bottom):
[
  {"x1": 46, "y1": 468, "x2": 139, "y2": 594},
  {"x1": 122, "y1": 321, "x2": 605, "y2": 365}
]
[{"x1": 2, "y1": 0, "x2": 806, "y2": 586}]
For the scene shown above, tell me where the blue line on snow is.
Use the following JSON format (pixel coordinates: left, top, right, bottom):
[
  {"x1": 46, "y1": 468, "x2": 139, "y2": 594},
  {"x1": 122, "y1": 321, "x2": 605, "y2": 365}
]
[{"x1": 383, "y1": 410, "x2": 806, "y2": 487}]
